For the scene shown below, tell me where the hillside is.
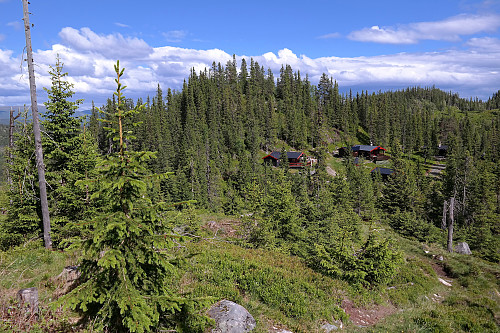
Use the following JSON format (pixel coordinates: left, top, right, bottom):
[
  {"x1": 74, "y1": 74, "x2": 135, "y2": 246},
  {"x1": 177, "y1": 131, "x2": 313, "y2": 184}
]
[
  {"x1": 0, "y1": 215, "x2": 498, "y2": 332},
  {"x1": 0, "y1": 60, "x2": 499, "y2": 332}
]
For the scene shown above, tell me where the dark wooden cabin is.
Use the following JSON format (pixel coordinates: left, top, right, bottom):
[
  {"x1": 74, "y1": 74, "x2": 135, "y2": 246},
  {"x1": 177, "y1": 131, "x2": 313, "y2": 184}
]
[
  {"x1": 437, "y1": 145, "x2": 448, "y2": 157},
  {"x1": 370, "y1": 167, "x2": 394, "y2": 180},
  {"x1": 339, "y1": 145, "x2": 388, "y2": 161},
  {"x1": 352, "y1": 145, "x2": 386, "y2": 158},
  {"x1": 262, "y1": 151, "x2": 305, "y2": 168}
]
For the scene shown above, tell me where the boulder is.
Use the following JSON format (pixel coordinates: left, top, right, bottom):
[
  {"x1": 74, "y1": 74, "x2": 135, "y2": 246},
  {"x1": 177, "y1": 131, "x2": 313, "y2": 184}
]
[
  {"x1": 454, "y1": 242, "x2": 472, "y2": 255},
  {"x1": 17, "y1": 287, "x2": 38, "y2": 314},
  {"x1": 207, "y1": 300, "x2": 256, "y2": 333},
  {"x1": 321, "y1": 320, "x2": 343, "y2": 332}
]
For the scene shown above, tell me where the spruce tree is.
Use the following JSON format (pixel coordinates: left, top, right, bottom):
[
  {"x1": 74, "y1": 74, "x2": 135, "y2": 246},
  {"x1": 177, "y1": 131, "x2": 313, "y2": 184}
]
[
  {"x1": 2, "y1": 112, "x2": 40, "y2": 248},
  {"x1": 60, "y1": 61, "x2": 205, "y2": 332},
  {"x1": 42, "y1": 56, "x2": 98, "y2": 245}
]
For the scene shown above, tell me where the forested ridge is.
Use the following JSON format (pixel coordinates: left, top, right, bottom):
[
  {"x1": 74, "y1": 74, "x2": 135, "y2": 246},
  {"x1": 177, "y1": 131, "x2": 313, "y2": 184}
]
[
  {"x1": 85, "y1": 58, "x2": 500, "y2": 261},
  {"x1": 1, "y1": 57, "x2": 499, "y2": 332}
]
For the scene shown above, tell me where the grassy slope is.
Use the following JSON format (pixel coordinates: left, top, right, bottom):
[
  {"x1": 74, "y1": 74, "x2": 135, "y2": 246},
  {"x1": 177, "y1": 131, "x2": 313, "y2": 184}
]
[
  {"x1": 0, "y1": 112, "x2": 498, "y2": 332},
  {"x1": 0, "y1": 216, "x2": 497, "y2": 332}
]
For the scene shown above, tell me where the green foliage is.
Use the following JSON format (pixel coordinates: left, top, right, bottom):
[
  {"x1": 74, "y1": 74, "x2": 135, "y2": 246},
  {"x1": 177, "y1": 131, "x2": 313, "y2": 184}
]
[
  {"x1": 1, "y1": 115, "x2": 40, "y2": 248},
  {"x1": 389, "y1": 209, "x2": 443, "y2": 243},
  {"x1": 58, "y1": 62, "x2": 208, "y2": 332},
  {"x1": 250, "y1": 169, "x2": 304, "y2": 253},
  {"x1": 1, "y1": 58, "x2": 99, "y2": 250},
  {"x1": 184, "y1": 241, "x2": 347, "y2": 332},
  {"x1": 312, "y1": 231, "x2": 403, "y2": 287},
  {"x1": 42, "y1": 58, "x2": 99, "y2": 248}
]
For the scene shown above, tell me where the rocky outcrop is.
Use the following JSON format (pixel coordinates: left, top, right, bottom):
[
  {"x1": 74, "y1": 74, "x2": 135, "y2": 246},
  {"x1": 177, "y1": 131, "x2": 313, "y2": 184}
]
[{"x1": 321, "y1": 320, "x2": 343, "y2": 332}]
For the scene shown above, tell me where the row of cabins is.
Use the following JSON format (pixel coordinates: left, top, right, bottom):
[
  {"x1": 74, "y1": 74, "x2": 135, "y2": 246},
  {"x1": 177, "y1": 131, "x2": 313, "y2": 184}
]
[
  {"x1": 341, "y1": 144, "x2": 449, "y2": 158},
  {"x1": 262, "y1": 151, "x2": 312, "y2": 168},
  {"x1": 262, "y1": 150, "x2": 395, "y2": 179}
]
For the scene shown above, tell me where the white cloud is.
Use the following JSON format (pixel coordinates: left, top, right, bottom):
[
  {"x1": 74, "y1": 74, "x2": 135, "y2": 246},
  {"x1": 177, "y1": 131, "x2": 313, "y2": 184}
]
[
  {"x1": 317, "y1": 32, "x2": 341, "y2": 39},
  {"x1": 163, "y1": 30, "x2": 188, "y2": 43},
  {"x1": 465, "y1": 37, "x2": 500, "y2": 52},
  {"x1": 7, "y1": 21, "x2": 22, "y2": 30},
  {"x1": 348, "y1": 14, "x2": 500, "y2": 44},
  {"x1": 59, "y1": 27, "x2": 152, "y2": 59},
  {"x1": 114, "y1": 22, "x2": 130, "y2": 28},
  {"x1": 1, "y1": 26, "x2": 500, "y2": 109}
]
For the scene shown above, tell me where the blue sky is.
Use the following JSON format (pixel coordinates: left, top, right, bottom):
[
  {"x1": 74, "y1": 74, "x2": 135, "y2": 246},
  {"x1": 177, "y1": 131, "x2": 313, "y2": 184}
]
[{"x1": 1, "y1": 0, "x2": 500, "y2": 109}]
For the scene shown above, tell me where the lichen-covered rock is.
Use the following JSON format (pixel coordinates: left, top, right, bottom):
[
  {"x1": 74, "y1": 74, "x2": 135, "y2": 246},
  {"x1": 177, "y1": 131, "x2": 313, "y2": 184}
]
[
  {"x1": 207, "y1": 300, "x2": 256, "y2": 333},
  {"x1": 454, "y1": 242, "x2": 472, "y2": 255}
]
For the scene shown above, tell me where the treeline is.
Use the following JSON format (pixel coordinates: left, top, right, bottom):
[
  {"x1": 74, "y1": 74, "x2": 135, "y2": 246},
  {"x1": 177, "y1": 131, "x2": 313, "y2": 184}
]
[{"x1": 2, "y1": 57, "x2": 500, "y2": 266}]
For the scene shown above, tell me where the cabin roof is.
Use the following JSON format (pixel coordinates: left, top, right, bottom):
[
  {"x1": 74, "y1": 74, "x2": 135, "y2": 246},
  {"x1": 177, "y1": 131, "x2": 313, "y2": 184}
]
[
  {"x1": 352, "y1": 145, "x2": 386, "y2": 152},
  {"x1": 370, "y1": 167, "x2": 394, "y2": 176},
  {"x1": 262, "y1": 151, "x2": 304, "y2": 160}
]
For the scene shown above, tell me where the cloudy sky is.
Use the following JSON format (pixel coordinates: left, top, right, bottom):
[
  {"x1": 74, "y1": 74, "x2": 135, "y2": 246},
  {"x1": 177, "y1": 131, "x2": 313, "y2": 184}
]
[{"x1": 1, "y1": 0, "x2": 500, "y2": 110}]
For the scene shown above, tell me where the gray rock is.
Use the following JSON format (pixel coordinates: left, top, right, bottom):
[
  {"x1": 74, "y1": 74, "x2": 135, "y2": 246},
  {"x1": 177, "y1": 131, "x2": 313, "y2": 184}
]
[
  {"x1": 208, "y1": 300, "x2": 256, "y2": 333},
  {"x1": 321, "y1": 320, "x2": 343, "y2": 332},
  {"x1": 454, "y1": 242, "x2": 472, "y2": 255},
  {"x1": 17, "y1": 287, "x2": 38, "y2": 314}
]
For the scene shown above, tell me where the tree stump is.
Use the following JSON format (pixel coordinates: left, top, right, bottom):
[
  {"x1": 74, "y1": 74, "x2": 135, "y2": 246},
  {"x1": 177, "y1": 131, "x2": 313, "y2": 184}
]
[
  {"x1": 17, "y1": 287, "x2": 39, "y2": 315},
  {"x1": 53, "y1": 266, "x2": 80, "y2": 297}
]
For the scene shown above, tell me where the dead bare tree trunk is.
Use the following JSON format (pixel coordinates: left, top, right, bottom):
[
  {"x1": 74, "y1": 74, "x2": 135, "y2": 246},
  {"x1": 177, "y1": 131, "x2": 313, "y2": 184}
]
[
  {"x1": 441, "y1": 199, "x2": 448, "y2": 230},
  {"x1": 447, "y1": 197, "x2": 455, "y2": 253},
  {"x1": 22, "y1": 0, "x2": 52, "y2": 249},
  {"x1": 8, "y1": 107, "x2": 20, "y2": 188}
]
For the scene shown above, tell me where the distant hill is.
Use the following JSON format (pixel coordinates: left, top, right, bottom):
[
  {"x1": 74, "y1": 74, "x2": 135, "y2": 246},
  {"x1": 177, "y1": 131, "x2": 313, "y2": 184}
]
[
  {"x1": 0, "y1": 106, "x2": 91, "y2": 124},
  {"x1": 0, "y1": 124, "x2": 7, "y2": 147}
]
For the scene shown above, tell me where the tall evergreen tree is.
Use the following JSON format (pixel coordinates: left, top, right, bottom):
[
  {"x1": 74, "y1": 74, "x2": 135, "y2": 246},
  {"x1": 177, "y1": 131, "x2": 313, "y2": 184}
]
[
  {"x1": 60, "y1": 61, "x2": 206, "y2": 332},
  {"x1": 42, "y1": 57, "x2": 99, "y2": 245}
]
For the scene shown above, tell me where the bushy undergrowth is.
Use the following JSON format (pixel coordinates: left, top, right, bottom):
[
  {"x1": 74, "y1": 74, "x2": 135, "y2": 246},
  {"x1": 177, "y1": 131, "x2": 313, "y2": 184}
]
[
  {"x1": 389, "y1": 209, "x2": 443, "y2": 243},
  {"x1": 175, "y1": 241, "x2": 348, "y2": 332}
]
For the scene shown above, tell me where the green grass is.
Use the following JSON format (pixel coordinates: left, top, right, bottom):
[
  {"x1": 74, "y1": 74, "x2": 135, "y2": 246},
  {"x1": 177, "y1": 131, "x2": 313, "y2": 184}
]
[
  {"x1": 353, "y1": 236, "x2": 500, "y2": 333},
  {"x1": 0, "y1": 215, "x2": 498, "y2": 332},
  {"x1": 176, "y1": 241, "x2": 349, "y2": 332},
  {"x1": 0, "y1": 244, "x2": 80, "y2": 332}
]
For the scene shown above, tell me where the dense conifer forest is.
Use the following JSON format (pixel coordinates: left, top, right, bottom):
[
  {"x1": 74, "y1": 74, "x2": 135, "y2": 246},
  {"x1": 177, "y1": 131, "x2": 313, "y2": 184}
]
[{"x1": 0, "y1": 57, "x2": 499, "y2": 332}]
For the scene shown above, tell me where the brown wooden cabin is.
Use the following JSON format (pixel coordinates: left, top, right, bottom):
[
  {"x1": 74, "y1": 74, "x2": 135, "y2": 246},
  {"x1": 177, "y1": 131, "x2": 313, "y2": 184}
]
[
  {"x1": 339, "y1": 145, "x2": 388, "y2": 159},
  {"x1": 339, "y1": 145, "x2": 388, "y2": 161},
  {"x1": 351, "y1": 145, "x2": 386, "y2": 158},
  {"x1": 262, "y1": 151, "x2": 306, "y2": 168}
]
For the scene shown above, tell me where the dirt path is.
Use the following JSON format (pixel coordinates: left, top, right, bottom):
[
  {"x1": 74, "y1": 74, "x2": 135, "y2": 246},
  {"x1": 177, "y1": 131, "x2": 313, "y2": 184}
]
[
  {"x1": 426, "y1": 162, "x2": 445, "y2": 178},
  {"x1": 326, "y1": 166, "x2": 337, "y2": 177},
  {"x1": 341, "y1": 299, "x2": 397, "y2": 327}
]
